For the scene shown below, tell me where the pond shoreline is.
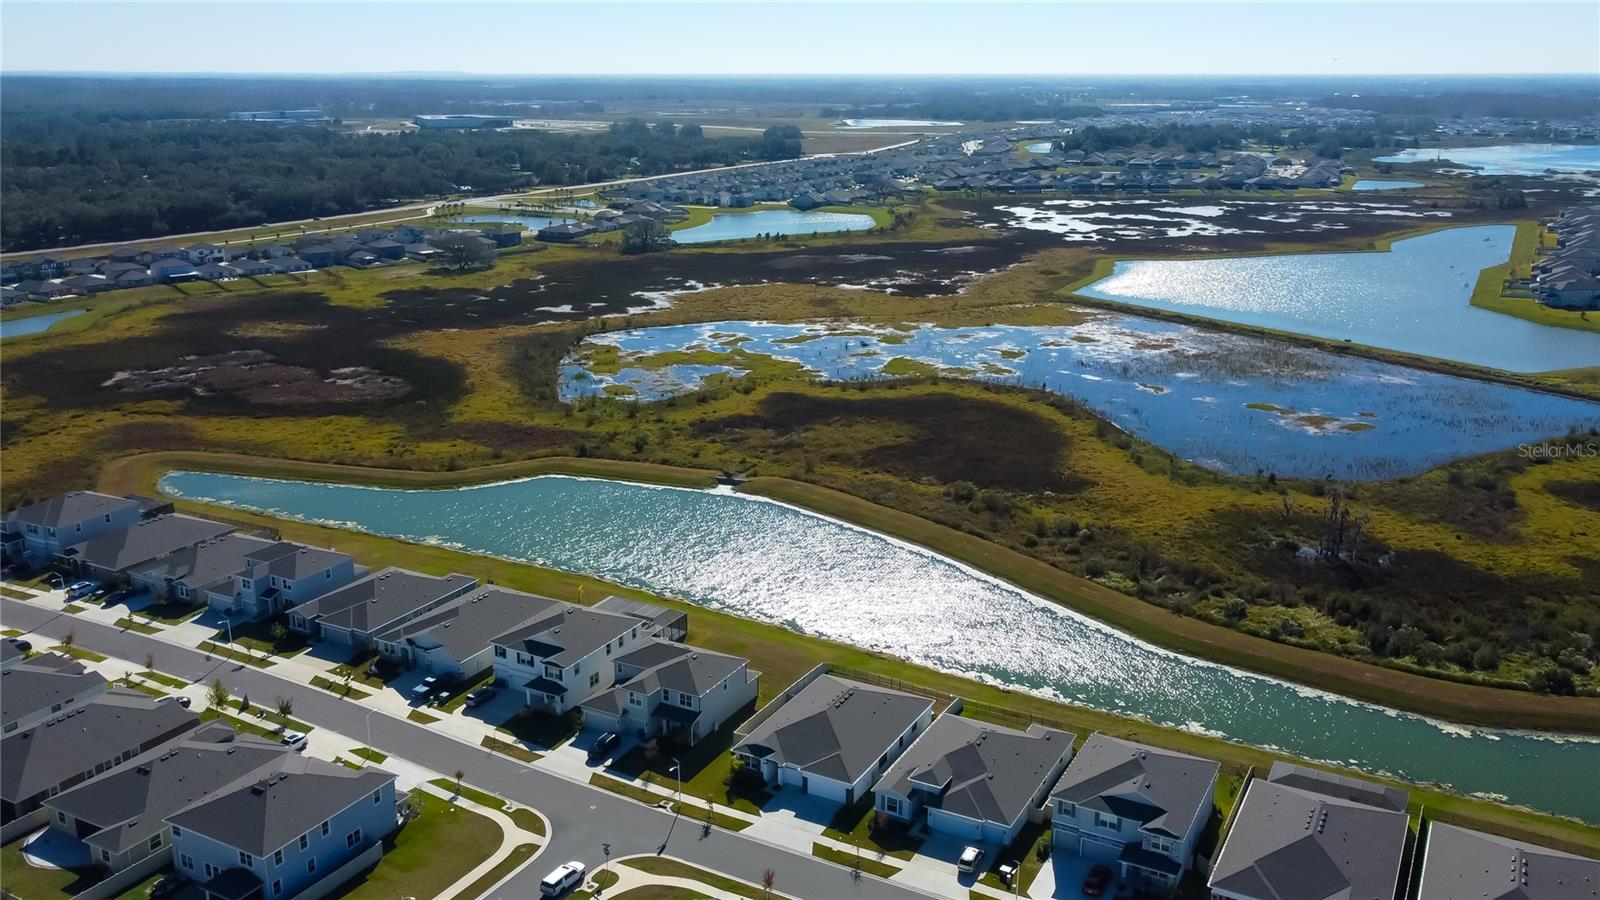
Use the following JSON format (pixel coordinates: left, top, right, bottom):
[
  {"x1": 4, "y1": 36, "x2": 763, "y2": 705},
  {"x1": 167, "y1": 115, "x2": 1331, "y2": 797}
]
[{"x1": 100, "y1": 449, "x2": 1600, "y2": 735}]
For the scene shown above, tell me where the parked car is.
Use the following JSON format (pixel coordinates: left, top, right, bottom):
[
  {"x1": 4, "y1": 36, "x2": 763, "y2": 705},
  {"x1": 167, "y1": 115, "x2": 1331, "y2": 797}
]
[
  {"x1": 4, "y1": 637, "x2": 31, "y2": 653},
  {"x1": 150, "y1": 876, "x2": 185, "y2": 898},
  {"x1": 539, "y1": 861, "x2": 586, "y2": 897},
  {"x1": 1082, "y1": 864, "x2": 1113, "y2": 897},
  {"x1": 957, "y1": 845, "x2": 984, "y2": 873},
  {"x1": 65, "y1": 580, "x2": 99, "y2": 599},
  {"x1": 589, "y1": 732, "x2": 620, "y2": 760},
  {"x1": 158, "y1": 695, "x2": 192, "y2": 709},
  {"x1": 465, "y1": 684, "x2": 498, "y2": 707},
  {"x1": 280, "y1": 731, "x2": 308, "y2": 752},
  {"x1": 409, "y1": 675, "x2": 443, "y2": 703}
]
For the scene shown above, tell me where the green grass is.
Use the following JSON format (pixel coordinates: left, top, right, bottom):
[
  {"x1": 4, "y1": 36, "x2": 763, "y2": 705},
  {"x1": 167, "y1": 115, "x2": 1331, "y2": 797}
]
[
  {"x1": 50, "y1": 644, "x2": 106, "y2": 662},
  {"x1": 620, "y1": 859, "x2": 765, "y2": 900},
  {"x1": 197, "y1": 641, "x2": 275, "y2": 667},
  {"x1": 448, "y1": 842, "x2": 538, "y2": 900},
  {"x1": 139, "y1": 669, "x2": 188, "y2": 689},
  {"x1": 138, "y1": 601, "x2": 207, "y2": 624},
  {"x1": 437, "y1": 667, "x2": 495, "y2": 712},
  {"x1": 429, "y1": 778, "x2": 547, "y2": 836},
  {"x1": 61, "y1": 604, "x2": 86, "y2": 615},
  {"x1": 822, "y1": 797, "x2": 923, "y2": 860},
  {"x1": 606, "y1": 715, "x2": 768, "y2": 815},
  {"x1": 1469, "y1": 221, "x2": 1600, "y2": 333},
  {"x1": 406, "y1": 709, "x2": 439, "y2": 724},
  {"x1": 811, "y1": 842, "x2": 901, "y2": 878},
  {"x1": 586, "y1": 774, "x2": 752, "y2": 831},
  {"x1": 2, "y1": 628, "x2": 23, "y2": 637},
  {"x1": 119, "y1": 679, "x2": 167, "y2": 698},
  {"x1": 199, "y1": 708, "x2": 281, "y2": 740},
  {"x1": 976, "y1": 819, "x2": 1050, "y2": 892},
  {"x1": 112, "y1": 617, "x2": 161, "y2": 634},
  {"x1": 481, "y1": 735, "x2": 543, "y2": 763},
  {"x1": 496, "y1": 708, "x2": 580, "y2": 750},
  {"x1": 0, "y1": 835, "x2": 108, "y2": 898},
  {"x1": 215, "y1": 616, "x2": 311, "y2": 656},
  {"x1": 326, "y1": 791, "x2": 501, "y2": 900},
  {"x1": 0, "y1": 586, "x2": 34, "y2": 600},
  {"x1": 105, "y1": 866, "x2": 172, "y2": 899},
  {"x1": 311, "y1": 675, "x2": 372, "y2": 700},
  {"x1": 350, "y1": 746, "x2": 388, "y2": 764}
]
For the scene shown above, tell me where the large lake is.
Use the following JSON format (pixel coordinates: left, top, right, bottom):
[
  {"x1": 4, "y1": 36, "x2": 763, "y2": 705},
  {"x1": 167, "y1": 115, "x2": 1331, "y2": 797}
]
[
  {"x1": 1077, "y1": 225, "x2": 1600, "y2": 372},
  {"x1": 158, "y1": 471, "x2": 1600, "y2": 823},
  {"x1": 560, "y1": 319, "x2": 1600, "y2": 480},
  {"x1": 672, "y1": 209, "x2": 876, "y2": 244},
  {"x1": 1350, "y1": 179, "x2": 1423, "y2": 191},
  {"x1": 1373, "y1": 144, "x2": 1600, "y2": 175},
  {"x1": 0, "y1": 308, "x2": 88, "y2": 340}
]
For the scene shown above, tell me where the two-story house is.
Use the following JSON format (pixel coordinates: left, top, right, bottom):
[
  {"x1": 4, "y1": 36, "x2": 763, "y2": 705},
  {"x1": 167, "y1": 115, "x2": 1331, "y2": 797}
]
[
  {"x1": 374, "y1": 586, "x2": 564, "y2": 681},
  {"x1": 1, "y1": 652, "x2": 109, "y2": 735},
  {"x1": 2, "y1": 492, "x2": 144, "y2": 567},
  {"x1": 873, "y1": 716, "x2": 1073, "y2": 846},
  {"x1": 202, "y1": 540, "x2": 361, "y2": 620},
  {"x1": 489, "y1": 604, "x2": 645, "y2": 716},
  {"x1": 732, "y1": 673, "x2": 933, "y2": 806},
  {"x1": 1416, "y1": 821, "x2": 1600, "y2": 900},
  {"x1": 286, "y1": 568, "x2": 476, "y2": 650},
  {"x1": 166, "y1": 757, "x2": 398, "y2": 900},
  {"x1": 59, "y1": 514, "x2": 235, "y2": 585},
  {"x1": 578, "y1": 639, "x2": 759, "y2": 746},
  {"x1": 1048, "y1": 734, "x2": 1220, "y2": 896}
]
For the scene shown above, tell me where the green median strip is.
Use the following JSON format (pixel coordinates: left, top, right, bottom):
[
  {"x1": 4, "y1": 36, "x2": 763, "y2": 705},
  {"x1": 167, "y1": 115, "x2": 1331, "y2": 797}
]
[
  {"x1": 406, "y1": 709, "x2": 439, "y2": 724},
  {"x1": 310, "y1": 674, "x2": 371, "y2": 700},
  {"x1": 139, "y1": 670, "x2": 188, "y2": 688},
  {"x1": 113, "y1": 617, "x2": 161, "y2": 634},
  {"x1": 351, "y1": 746, "x2": 388, "y2": 763},
  {"x1": 0, "y1": 586, "x2": 34, "y2": 600},
  {"x1": 52, "y1": 644, "x2": 107, "y2": 662},
  {"x1": 481, "y1": 735, "x2": 542, "y2": 763},
  {"x1": 586, "y1": 774, "x2": 752, "y2": 831},
  {"x1": 811, "y1": 842, "x2": 901, "y2": 878},
  {"x1": 619, "y1": 859, "x2": 764, "y2": 900},
  {"x1": 197, "y1": 641, "x2": 275, "y2": 667},
  {"x1": 62, "y1": 604, "x2": 86, "y2": 614},
  {"x1": 428, "y1": 778, "x2": 546, "y2": 836}
]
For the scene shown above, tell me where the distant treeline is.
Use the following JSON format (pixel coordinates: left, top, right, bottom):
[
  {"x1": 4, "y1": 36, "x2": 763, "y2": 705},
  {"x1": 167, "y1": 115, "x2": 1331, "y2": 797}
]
[
  {"x1": 1052, "y1": 120, "x2": 1429, "y2": 157},
  {"x1": 826, "y1": 96, "x2": 1105, "y2": 123},
  {"x1": 0, "y1": 117, "x2": 789, "y2": 251},
  {"x1": 1320, "y1": 91, "x2": 1600, "y2": 120}
]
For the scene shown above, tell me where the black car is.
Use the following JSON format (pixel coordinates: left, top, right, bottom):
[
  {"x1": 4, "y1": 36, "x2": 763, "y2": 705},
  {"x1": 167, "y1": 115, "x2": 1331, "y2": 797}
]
[
  {"x1": 465, "y1": 684, "x2": 499, "y2": 707},
  {"x1": 589, "y1": 732, "x2": 621, "y2": 759},
  {"x1": 5, "y1": 637, "x2": 31, "y2": 653}
]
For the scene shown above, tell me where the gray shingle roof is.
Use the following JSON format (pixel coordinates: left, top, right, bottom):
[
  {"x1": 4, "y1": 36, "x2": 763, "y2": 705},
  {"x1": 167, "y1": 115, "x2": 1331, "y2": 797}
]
[
  {"x1": 127, "y1": 533, "x2": 274, "y2": 590},
  {"x1": 1265, "y1": 762, "x2": 1408, "y2": 812},
  {"x1": 297, "y1": 567, "x2": 476, "y2": 635},
  {"x1": 47, "y1": 726, "x2": 290, "y2": 854},
  {"x1": 734, "y1": 674, "x2": 932, "y2": 785},
  {"x1": 1209, "y1": 777, "x2": 1409, "y2": 900},
  {"x1": 243, "y1": 541, "x2": 351, "y2": 580},
  {"x1": 491, "y1": 605, "x2": 639, "y2": 667},
  {"x1": 62, "y1": 514, "x2": 234, "y2": 573},
  {"x1": 1049, "y1": 733, "x2": 1220, "y2": 840},
  {"x1": 614, "y1": 639, "x2": 748, "y2": 697},
  {"x1": 2, "y1": 691, "x2": 200, "y2": 803},
  {"x1": 4, "y1": 491, "x2": 139, "y2": 528},
  {"x1": 876, "y1": 716, "x2": 1073, "y2": 828},
  {"x1": 1, "y1": 652, "x2": 108, "y2": 729},
  {"x1": 166, "y1": 757, "x2": 393, "y2": 857},
  {"x1": 1417, "y1": 822, "x2": 1600, "y2": 900},
  {"x1": 375, "y1": 586, "x2": 562, "y2": 662}
]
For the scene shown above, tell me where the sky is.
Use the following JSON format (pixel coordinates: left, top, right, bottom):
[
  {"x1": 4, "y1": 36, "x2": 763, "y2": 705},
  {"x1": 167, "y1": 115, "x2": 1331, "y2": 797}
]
[{"x1": 1, "y1": 1, "x2": 1597, "y2": 77}]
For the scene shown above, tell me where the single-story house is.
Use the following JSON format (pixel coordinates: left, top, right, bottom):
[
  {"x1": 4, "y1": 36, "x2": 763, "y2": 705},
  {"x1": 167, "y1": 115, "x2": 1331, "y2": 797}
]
[
  {"x1": 733, "y1": 673, "x2": 933, "y2": 806},
  {"x1": 535, "y1": 222, "x2": 597, "y2": 243},
  {"x1": 1049, "y1": 734, "x2": 1220, "y2": 894},
  {"x1": 286, "y1": 567, "x2": 477, "y2": 649},
  {"x1": 150, "y1": 259, "x2": 200, "y2": 283},
  {"x1": 1415, "y1": 821, "x2": 1600, "y2": 900},
  {"x1": 1, "y1": 652, "x2": 109, "y2": 735},
  {"x1": 579, "y1": 639, "x2": 758, "y2": 746},
  {"x1": 874, "y1": 716, "x2": 1073, "y2": 846}
]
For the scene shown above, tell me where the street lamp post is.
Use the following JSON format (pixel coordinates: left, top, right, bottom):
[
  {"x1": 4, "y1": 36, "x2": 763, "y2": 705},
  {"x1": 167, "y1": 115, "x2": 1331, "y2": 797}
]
[
  {"x1": 602, "y1": 842, "x2": 611, "y2": 894},
  {"x1": 670, "y1": 759, "x2": 682, "y2": 809},
  {"x1": 364, "y1": 711, "x2": 373, "y2": 767},
  {"x1": 1011, "y1": 859, "x2": 1021, "y2": 899}
]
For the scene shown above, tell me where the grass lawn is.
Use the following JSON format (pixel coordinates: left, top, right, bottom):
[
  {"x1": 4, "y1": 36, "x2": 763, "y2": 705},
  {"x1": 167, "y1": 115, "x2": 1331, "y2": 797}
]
[
  {"x1": 119, "y1": 680, "x2": 167, "y2": 699},
  {"x1": 605, "y1": 714, "x2": 769, "y2": 815},
  {"x1": 977, "y1": 819, "x2": 1050, "y2": 892},
  {"x1": 2, "y1": 628, "x2": 23, "y2": 637},
  {"x1": 105, "y1": 866, "x2": 172, "y2": 899},
  {"x1": 215, "y1": 616, "x2": 310, "y2": 657},
  {"x1": 811, "y1": 842, "x2": 901, "y2": 878},
  {"x1": 482, "y1": 735, "x2": 542, "y2": 763},
  {"x1": 329, "y1": 651, "x2": 388, "y2": 690},
  {"x1": 437, "y1": 667, "x2": 495, "y2": 712},
  {"x1": 311, "y1": 675, "x2": 372, "y2": 700},
  {"x1": 823, "y1": 797, "x2": 923, "y2": 860},
  {"x1": 1469, "y1": 221, "x2": 1600, "y2": 333},
  {"x1": 429, "y1": 778, "x2": 547, "y2": 836},
  {"x1": 50, "y1": 644, "x2": 106, "y2": 662},
  {"x1": 0, "y1": 833, "x2": 108, "y2": 898},
  {"x1": 139, "y1": 670, "x2": 188, "y2": 689},
  {"x1": 448, "y1": 842, "x2": 537, "y2": 900},
  {"x1": 200, "y1": 708, "x2": 282, "y2": 741},
  {"x1": 112, "y1": 617, "x2": 161, "y2": 634},
  {"x1": 587, "y1": 774, "x2": 751, "y2": 831},
  {"x1": 406, "y1": 709, "x2": 439, "y2": 724},
  {"x1": 326, "y1": 791, "x2": 501, "y2": 900},
  {"x1": 350, "y1": 747, "x2": 388, "y2": 764},
  {"x1": 603, "y1": 888, "x2": 713, "y2": 900},
  {"x1": 496, "y1": 708, "x2": 580, "y2": 750},
  {"x1": 196, "y1": 641, "x2": 274, "y2": 667},
  {"x1": 139, "y1": 601, "x2": 207, "y2": 624},
  {"x1": 61, "y1": 604, "x2": 86, "y2": 615},
  {"x1": 0, "y1": 586, "x2": 35, "y2": 600},
  {"x1": 620, "y1": 859, "x2": 764, "y2": 900}
]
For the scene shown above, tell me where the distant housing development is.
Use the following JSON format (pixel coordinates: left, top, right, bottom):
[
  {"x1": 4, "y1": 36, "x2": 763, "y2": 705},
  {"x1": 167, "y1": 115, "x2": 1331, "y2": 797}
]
[{"x1": 1532, "y1": 205, "x2": 1600, "y2": 310}]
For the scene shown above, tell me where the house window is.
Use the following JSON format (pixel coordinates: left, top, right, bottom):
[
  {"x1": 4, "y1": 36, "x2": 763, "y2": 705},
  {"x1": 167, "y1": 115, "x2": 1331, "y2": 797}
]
[
  {"x1": 884, "y1": 797, "x2": 901, "y2": 815},
  {"x1": 544, "y1": 663, "x2": 560, "y2": 679},
  {"x1": 629, "y1": 694, "x2": 643, "y2": 707},
  {"x1": 274, "y1": 848, "x2": 284, "y2": 865},
  {"x1": 56, "y1": 811, "x2": 67, "y2": 825},
  {"x1": 1094, "y1": 811, "x2": 1121, "y2": 831},
  {"x1": 240, "y1": 851, "x2": 253, "y2": 867},
  {"x1": 204, "y1": 863, "x2": 218, "y2": 879},
  {"x1": 589, "y1": 672, "x2": 600, "y2": 688},
  {"x1": 299, "y1": 834, "x2": 309, "y2": 851},
  {"x1": 346, "y1": 828, "x2": 362, "y2": 848},
  {"x1": 373, "y1": 790, "x2": 382, "y2": 805},
  {"x1": 102, "y1": 850, "x2": 111, "y2": 863},
  {"x1": 307, "y1": 858, "x2": 317, "y2": 875},
  {"x1": 321, "y1": 820, "x2": 330, "y2": 836},
  {"x1": 1147, "y1": 834, "x2": 1177, "y2": 855},
  {"x1": 149, "y1": 834, "x2": 163, "y2": 851},
  {"x1": 171, "y1": 827, "x2": 181, "y2": 837},
  {"x1": 180, "y1": 854, "x2": 194, "y2": 870},
  {"x1": 272, "y1": 880, "x2": 282, "y2": 896},
  {"x1": 494, "y1": 646, "x2": 506, "y2": 659}
]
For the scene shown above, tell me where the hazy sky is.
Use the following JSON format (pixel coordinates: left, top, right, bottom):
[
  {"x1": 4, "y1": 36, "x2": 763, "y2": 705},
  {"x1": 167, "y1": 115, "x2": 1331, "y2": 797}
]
[{"x1": 2, "y1": 1, "x2": 1597, "y2": 76}]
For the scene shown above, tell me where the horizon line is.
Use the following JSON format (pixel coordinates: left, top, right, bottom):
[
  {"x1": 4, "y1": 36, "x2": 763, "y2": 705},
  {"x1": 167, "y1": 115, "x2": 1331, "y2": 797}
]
[{"x1": 4, "y1": 70, "x2": 1598, "y2": 79}]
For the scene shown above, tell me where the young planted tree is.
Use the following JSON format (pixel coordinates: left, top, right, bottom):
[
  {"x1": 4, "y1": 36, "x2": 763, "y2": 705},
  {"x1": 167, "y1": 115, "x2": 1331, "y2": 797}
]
[
  {"x1": 453, "y1": 769, "x2": 465, "y2": 798},
  {"x1": 276, "y1": 696, "x2": 294, "y2": 718},
  {"x1": 207, "y1": 678, "x2": 229, "y2": 710}
]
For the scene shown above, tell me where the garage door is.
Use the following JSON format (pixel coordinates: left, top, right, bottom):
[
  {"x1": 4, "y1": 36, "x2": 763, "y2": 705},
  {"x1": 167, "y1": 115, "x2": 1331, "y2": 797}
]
[
  {"x1": 929, "y1": 810, "x2": 983, "y2": 841},
  {"x1": 1079, "y1": 834, "x2": 1123, "y2": 862}
]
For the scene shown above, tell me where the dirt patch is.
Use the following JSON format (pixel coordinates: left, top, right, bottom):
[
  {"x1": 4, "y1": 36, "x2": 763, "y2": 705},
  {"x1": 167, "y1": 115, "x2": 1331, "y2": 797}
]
[
  {"x1": 1548, "y1": 480, "x2": 1600, "y2": 513},
  {"x1": 444, "y1": 422, "x2": 581, "y2": 454},
  {"x1": 103, "y1": 350, "x2": 411, "y2": 406},
  {"x1": 694, "y1": 389, "x2": 1084, "y2": 493}
]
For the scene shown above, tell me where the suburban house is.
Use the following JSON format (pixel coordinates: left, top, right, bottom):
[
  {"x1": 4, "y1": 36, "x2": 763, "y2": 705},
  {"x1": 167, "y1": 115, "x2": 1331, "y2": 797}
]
[
  {"x1": 732, "y1": 672, "x2": 934, "y2": 806},
  {"x1": 59, "y1": 514, "x2": 236, "y2": 584},
  {"x1": 489, "y1": 602, "x2": 647, "y2": 715},
  {"x1": 872, "y1": 715, "x2": 1074, "y2": 846},
  {"x1": 0, "y1": 640, "x2": 20, "y2": 672},
  {"x1": 1, "y1": 652, "x2": 110, "y2": 735},
  {"x1": 1208, "y1": 764, "x2": 1409, "y2": 900},
  {"x1": 43, "y1": 724, "x2": 291, "y2": 875},
  {"x1": 1416, "y1": 821, "x2": 1600, "y2": 900},
  {"x1": 1048, "y1": 734, "x2": 1220, "y2": 895},
  {"x1": 2, "y1": 491, "x2": 145, "y2": 566},
  {"x1": 1, "y1": 691, "x2": 201, "y2": 824},
  {"x1": 374, "y1": 586, "x2": 566, "y2": 680},
  {"x1": 590, "y1": 595, "x2": 688, "y2": 642},
  {"x1": 129, "y1": 535, "x2": 359, "y2": 619},
  {"x1": 285, "y1": 567, "x2": 477, "y2": 649},
  {"x1": 578, "y1": 638, "x2": 759, "y2": 746},
  {"x1": 166, "y1": 757, "x2": 399, "y2": 900}
]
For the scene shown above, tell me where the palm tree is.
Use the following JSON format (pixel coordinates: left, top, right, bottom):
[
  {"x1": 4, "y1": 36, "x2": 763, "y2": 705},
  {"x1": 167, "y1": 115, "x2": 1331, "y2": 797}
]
[
  {"x1": 453, "y1": 769, "x2": 465, "y2": 799},
  {"x1": 762, "y1": 869, "x2": 775, "y2": 899}
]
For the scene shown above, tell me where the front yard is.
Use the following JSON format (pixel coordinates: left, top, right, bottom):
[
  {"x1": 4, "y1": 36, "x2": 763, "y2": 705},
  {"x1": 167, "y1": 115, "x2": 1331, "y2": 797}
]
[
  {"x1": 325, "y1": 791, "x2": 500, "y2": 900},
  {"x1": 822, "y1": 797, "x2": 924, "y2": 860}
]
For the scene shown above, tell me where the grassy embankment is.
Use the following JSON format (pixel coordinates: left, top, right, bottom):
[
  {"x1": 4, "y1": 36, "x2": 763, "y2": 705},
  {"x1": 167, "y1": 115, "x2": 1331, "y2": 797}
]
[{"x1": 94, "y1": 450, "x2": 1600, "y2": 856}]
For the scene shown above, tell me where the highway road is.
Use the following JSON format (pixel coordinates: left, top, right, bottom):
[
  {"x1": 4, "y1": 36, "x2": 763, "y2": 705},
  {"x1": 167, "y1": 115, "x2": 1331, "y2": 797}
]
[{"x1": 0, "y1": 599, "x2": 932, "y2": 900}]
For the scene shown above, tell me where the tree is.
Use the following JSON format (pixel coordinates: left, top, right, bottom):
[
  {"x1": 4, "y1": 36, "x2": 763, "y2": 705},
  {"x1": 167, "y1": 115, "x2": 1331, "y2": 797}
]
[
  {"x1": 453, "y1": 768, "x2": 465, "y2": 797},
  {"x1": 620, "y1": 219, "x2": 674, "y2": 255},
  {"x1": 276, "y1": 696, "x2": 294, "y2": 717},
  {"x1": 143, "y1": 651, "x2": 155, "y2": 671},
  {"x1": 433, "y1": 232, "x2": 496, "y2": 271},
  {"x1": 207, "y1": 678, "x2": 229, "y2": 710},
  {"x1": 61, "y1": 629, "x2": 75, "y2": 650},
  {"x1": 762, "y1": 869, "x2": 775, "y2": 899},
  {"x1": 269, "y1": 621, "x2": 289, "y2": 645},
  {"x1": 679, "y1": 123, "x2": 703, "y2": 139}
]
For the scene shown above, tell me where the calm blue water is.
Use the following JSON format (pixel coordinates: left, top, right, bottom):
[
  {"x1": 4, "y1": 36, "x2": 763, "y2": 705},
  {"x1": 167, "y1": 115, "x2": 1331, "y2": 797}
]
[
  {"x1": 1351, "y1": 180, "x2": 1424, "y2": 191},
  {"x1": 0, "y1": 308, "x2": 88, "y2": 340},
  {"x1": 673, "y1": 209, "x2": 877, "y2": 244},
  {"x1": 560, "y1": 319, "x2": 1600, "y2": 481},
  {"x1": 1078, "y1": 225, "x2": 1600, "y2": 372},
  {"x1": 1026, "y1": 142, "x2": 1055, "y2": 153},
  {"x1": 455, "y1": 213, "x2": 573, "y2": 230},
  {"x1": 158, "y1": 470, "x2": 1600, "y2": 823},
  {"x1": 839, "y1": 118, "x2": 962, "y2": 129},
  {"x1": 1373, "y1": 144, "x2": 1600, "y2": 175}
]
